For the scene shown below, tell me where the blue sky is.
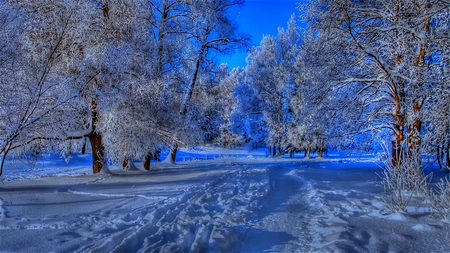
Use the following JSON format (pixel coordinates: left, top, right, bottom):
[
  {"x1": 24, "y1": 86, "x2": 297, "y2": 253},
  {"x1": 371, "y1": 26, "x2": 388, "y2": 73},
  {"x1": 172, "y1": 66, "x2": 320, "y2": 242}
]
[{"x1": 220, "y1": 0, "x2": 304, "y2": 69}]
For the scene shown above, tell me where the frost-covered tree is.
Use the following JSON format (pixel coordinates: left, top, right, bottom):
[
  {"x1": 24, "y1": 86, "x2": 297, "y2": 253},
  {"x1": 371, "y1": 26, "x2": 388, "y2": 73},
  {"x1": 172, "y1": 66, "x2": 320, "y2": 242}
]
[
  {"x1": 0, "y1": 0, "x2": 149, "y2": 174},
  {"x1": 179, "y1": 0, "x2": 250, "y2": 114},
  {"x1": 210, "y1": 65, "x2": 244, "y2": 148},
  {"x1": 245, "y1": 15, "x2": 299, "y2": 157},
  {"x1": 0, "y1": 0, "x2": 108, "y2": 174},
  {"x1": 301, "y1": 0, "x2": 450, "y2": 163},
  {"x1": 231, "y1": 74, "x2": 266, "y2": 150}
]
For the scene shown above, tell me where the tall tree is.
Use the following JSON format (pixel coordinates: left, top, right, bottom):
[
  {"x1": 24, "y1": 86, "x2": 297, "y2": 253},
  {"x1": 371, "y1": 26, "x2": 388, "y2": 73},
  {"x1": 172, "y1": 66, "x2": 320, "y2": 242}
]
[
  {"x1": 0, "y1": 0, "x2": 146, "y2": 174},
  {"x1": 245, "y1": 15, "x2": 299, "y2": 157},
  {"x1": 179, "y1": 0, "x2": 250, "y2": 114}
]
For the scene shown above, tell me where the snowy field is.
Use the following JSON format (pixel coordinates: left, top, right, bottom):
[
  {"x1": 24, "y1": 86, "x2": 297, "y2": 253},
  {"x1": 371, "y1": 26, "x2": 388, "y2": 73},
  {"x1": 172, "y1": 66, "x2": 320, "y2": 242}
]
[{"x1": 1, "y1": 149, "x2": 450, "y2": 252}]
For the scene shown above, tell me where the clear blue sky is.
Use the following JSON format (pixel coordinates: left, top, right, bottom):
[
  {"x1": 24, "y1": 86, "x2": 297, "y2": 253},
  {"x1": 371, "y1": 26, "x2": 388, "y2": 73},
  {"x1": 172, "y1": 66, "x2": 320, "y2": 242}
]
[{"x1": 220, "y1": 0, "x2": 304, "y2": 69}]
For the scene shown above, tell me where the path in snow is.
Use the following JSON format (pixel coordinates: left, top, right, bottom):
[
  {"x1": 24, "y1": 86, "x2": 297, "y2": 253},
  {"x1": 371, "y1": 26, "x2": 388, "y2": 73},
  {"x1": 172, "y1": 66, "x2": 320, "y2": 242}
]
[
  {"x1": 236, "y1": 164, "x2": 312, "y2": 252},
  {"x1": 1, "y1": 163, "x2": 285, "y2": 252}
]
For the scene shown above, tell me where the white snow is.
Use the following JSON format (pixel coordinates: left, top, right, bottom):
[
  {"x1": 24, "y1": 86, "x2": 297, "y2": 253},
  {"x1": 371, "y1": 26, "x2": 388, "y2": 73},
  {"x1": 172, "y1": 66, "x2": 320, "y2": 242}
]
[{"x1": 0, "y1": 150, "x2": 449, "y2": 252}]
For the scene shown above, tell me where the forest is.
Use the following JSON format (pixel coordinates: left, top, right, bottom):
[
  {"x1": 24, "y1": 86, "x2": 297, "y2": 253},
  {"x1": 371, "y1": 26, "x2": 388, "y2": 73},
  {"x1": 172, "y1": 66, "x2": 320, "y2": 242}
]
[
  {"x1": 1, "y1": 0, "x2": 450, "y2": 252},
  {"x1": 1, "y1": 0, "x2": 450, "y2": 173}
]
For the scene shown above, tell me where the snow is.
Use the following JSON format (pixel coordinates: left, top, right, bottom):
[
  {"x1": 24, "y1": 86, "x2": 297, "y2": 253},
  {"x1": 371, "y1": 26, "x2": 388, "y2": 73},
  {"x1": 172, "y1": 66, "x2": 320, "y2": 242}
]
[{"x1": 1, "y1": 150, "x2": 450, "y2": 252}]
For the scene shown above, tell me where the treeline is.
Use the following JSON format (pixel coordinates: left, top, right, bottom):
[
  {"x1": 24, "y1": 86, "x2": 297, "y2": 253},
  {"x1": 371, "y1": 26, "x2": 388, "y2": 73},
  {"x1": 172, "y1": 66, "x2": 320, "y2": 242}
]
[
  {"x1": 227, "y1": 0, "x2": 450, "y2": 167},
  {"x1": 1, "y1": 0, "x2": 450, "y2": 175}
]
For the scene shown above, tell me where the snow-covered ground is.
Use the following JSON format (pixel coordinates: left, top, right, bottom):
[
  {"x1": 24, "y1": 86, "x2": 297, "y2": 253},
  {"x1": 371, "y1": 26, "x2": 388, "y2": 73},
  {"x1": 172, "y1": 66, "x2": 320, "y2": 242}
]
[{"x1": 1, "y1": 149, "x2": 450, "y2": 252}]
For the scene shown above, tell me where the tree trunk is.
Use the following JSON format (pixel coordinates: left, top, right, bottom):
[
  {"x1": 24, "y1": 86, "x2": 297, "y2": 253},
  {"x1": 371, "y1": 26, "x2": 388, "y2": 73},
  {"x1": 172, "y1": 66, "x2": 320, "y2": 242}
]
[
  {"x1": 154, "y1": 149, "x2": 161, "y2": 162},
  {"x1": 268, "y1": 147, "x2": 271, "y2": 157},
  {"x1": 290, "y1": 151, "x2": 293, "y2": 158},
  {"x1": 272, "y1": 145, "x2": 276, "y2": 157},
  {"x1": 81, "y1": 138, "x2": 86, "y2": 155},
  {"x1": 392, "y1": 123, "x2": 404, "y2": 167},
  {"x1": 306, "y1": 145, "x2": 311, "y2": 158},
  {"x1": 144, "y1": 152, "x2": 151, "y2": 171},
  {"x1": 88, "y1": 99, "x2": 106, "y2": 174},
  {"x1": 156, "y1": 4, "x2": 168, "y2": 77},
  {"x1": 277, "y1": 139, "x2": 282, "y2": 157},
  {"x1": 304, "y1": 149, "x2": 307, "y2": 158},
  {"x1": 391, "y1": 86, "x2": 405, "y2": 167},
  {"x1": 406, "y1": 17, "x2": 429, "y2": 154},
  {"x1": 318, "y1": 139, "x2": 323, "y2": 158},
  {"x1": 446, "y1": 141, "x2": 450, "y2": 169},
  {"x1": 122, "y1": 157, "x2": 128, "y2": 169},
  {"x1": 88, "y1": 131, "x2": 105, "y2": 174},
  {"x1": 171, "y1": 143, "x2": 178, "y2": 162},
  {"x1": 0, "y1": 144, "x2": 11, "y2": 177},
  {"x1": 180, "y1": 54, "x2": 203, "y2": 114},
  {"x1": 437, "y1": 145, "x2": 443, "y2": 169}
]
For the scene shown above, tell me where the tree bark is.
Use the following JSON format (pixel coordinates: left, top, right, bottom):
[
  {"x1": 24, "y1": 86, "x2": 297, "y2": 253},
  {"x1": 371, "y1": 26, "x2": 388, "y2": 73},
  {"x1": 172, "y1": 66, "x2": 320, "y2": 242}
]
[
  {"x1": 88, "y1": 99, "x2": 106, "y2": 174},
  {"x1": 88, "y1": 131, "x2": 105, "y2": 174},
  {"x1": 391, "y1": 82, "x2": 406, "y2": 167},
  {"x1": 290, "y1": 151, "x2": 293, "y2": 158},
  {"x1": 180, "y1": 54, "x2": 203, "y2": 114},
  {"x1": 81, "y1": 138, "x2": 86, "y2": 155},
  {"x1": 318, "y1": 139, "x2": 324, "y2": 158},
  {"x1": 122, "y1": 157, "x2": 128, "y2": 169},
  {"x1": 277, "y1": 139, "x2": 282, "y2": 157},
  {"x1": 407, "y1": 17, "x2": 429, "y2": 154},
  {"x1": 0, "y1": 144, "x2": 11, "y2": 177},
  {"x1": 437, "y1": 145, "x2": 443, "y2": 169},
  {"x1": 272, "y1": 145, "x2": 276, "y2": 157},
  {"x1": 392, "y1": 122, "x2": 404, "y2": 167},
  {"x1": 446, "y1": 141, "x2": 450, "y2": 169},
  {"x1": 171, "y1": 143, "x2": 178, "y2": 162},
  {"x1": 306, "y1": 145, "x2": 311, "y2": 158},
  {"x1": 156, "y1": 2, "x2": 168, "y2": 77},
  {"x1": 144, "y1": 152, "x2": 151, "y2": 170}
]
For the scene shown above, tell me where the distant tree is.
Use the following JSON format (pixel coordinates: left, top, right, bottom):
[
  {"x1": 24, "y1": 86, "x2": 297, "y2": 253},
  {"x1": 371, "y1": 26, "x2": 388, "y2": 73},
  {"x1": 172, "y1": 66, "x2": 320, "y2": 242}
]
[
  {"x1": 211, "y1": 65, "x2": 244, "y2": 148},
  {"x1": 179, "y1": 0, "x2": 250, "y2": 114},
  {"x1": 245, "y1": 15, "x2": 299, "y2": 157}
]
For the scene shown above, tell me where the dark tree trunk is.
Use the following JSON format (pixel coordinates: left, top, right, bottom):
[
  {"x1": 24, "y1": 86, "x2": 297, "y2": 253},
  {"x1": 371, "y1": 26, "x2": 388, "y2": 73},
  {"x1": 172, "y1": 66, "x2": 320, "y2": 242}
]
[
  {"x1": 269, "y1": 147, "x2": 272, "y2": 157},
  {"x1": 406, "y1": 17, "x2": 429, "y2": 154},
  {"x1": 171, "y1": 143, "x2": 178, "y2": 162},
  {"x1": 277, "y1": 139, "x2": 282, "y2": 157},
  {"x1": 392, "y1": 121, "x2": 404, "y2": 167},
  {"x1": 318, "y1": 140, "x2": 324, "y2": 158},
  {"x1": 123, "y1": 157, "x2": 129, "y2": 169},
  {"x1": 306, "y1": 145, "x2": 311, "y2": 158},
  {"x1": 180, "y1": 54, "x2": 203, "y2": 114},
  {"x1": 81, "y1": 138, "x2": 86, "y2": 155},
  {"x1": 144, "y1": 152, "x2": 151, "y2": 171},
  {"x1": 290, "y1": 151, "x2": 293, "y2": 158},
  {"x1": 88, "y1": 99, "x2": 106, "y2": 174},
  {"x1": 272, "y1": 145, "x2": 276, "y2": 157},
  {"x1": 446, "y1": 142, "x2": 450, "y2": 169},
  {"x1": 0, "y1": 144, "x2": 11, "y2": 177},
  {"x1": 437, "y1": 145, "x2": 443, "y2": 169},
  {"x1": 154, "y1": 149, "x2": 161, "y2": 161},
  {"x1": 88, "y1": 131, "x2": 105, "y2": 174}
]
